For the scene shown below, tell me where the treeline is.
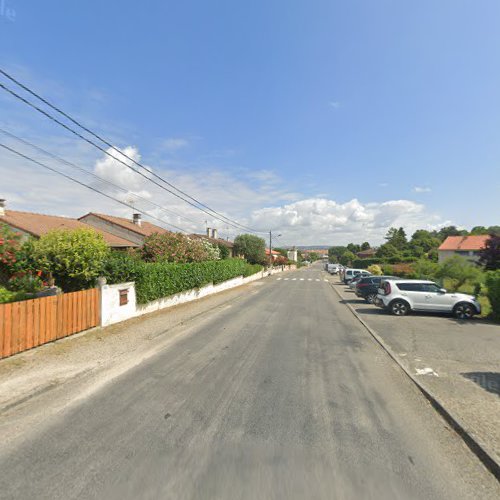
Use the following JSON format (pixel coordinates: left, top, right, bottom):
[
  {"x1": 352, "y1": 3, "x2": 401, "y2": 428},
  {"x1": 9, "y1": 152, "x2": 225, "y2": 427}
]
[{"x1": 329, "y1": 225, "x2": 500, "y2": 267}]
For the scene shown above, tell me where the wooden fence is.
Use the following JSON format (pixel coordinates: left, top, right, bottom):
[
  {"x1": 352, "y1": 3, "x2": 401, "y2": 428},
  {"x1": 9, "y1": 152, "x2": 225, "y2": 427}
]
[{"x1": 0, "y1": 288, "x2": 100, "y2": 359}]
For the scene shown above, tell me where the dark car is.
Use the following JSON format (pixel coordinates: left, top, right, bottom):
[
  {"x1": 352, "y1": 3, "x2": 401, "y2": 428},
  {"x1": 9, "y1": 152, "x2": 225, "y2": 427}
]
[{"x1": 355, "y1": 276, "x2": 400, "y2": 303}]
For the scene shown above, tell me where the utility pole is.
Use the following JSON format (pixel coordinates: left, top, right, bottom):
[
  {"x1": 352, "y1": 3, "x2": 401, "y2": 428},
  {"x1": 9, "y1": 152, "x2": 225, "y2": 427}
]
[{"x1": 269, "y1": 230, "x2": 272, "y2": 267}]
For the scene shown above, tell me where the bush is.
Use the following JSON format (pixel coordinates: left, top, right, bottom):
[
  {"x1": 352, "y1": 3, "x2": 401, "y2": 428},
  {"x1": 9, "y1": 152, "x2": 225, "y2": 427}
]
[
  {"x1": 0, "y1": 286, "x2": 26, "y2": 304},
  {"x1": 0, "y1": 224, "x2": 21, "y2": 284},
  {"x1": 381, "y1": 264, "x2": 393, "y2": 275},
  {"x1": 485, "y1": 270, "x2": 500, "y2": 320},
  {"x1": 7, "y1": 273, "x2": 44, "y2": 294},
  {"x1": 134, "y1": 258, "x2": 262, "y2": 304},
  {"x1": 410, "y1": 258, "x2": 439, "y2": 280},
  {"x1": 436, "y1": 256, "x2": 483, "y2": 292},
  {"x1": 32, "y1": 228, "x2": 110, "y2": 292},
  {"x1": 352, "y1": 258, "x2": 382, "y2": 269},
  {"x1": 141, "y1": 233, "x2": 218, "y2": 263},
  {"x1": 102, "y1": 251, "x2": 143, "y2": 285},
  {"x1": 367, "y1": 264, "x2": 383, "y2": 275},
  {"x1": 217, "y1": 244, "x2": 230, "y2": 259}
]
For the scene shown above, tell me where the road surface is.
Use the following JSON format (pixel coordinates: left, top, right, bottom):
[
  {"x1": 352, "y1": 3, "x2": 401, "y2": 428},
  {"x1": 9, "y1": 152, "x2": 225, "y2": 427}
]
[{"x1": 0, "y1": 264, "x2": 498, "y2": 499}]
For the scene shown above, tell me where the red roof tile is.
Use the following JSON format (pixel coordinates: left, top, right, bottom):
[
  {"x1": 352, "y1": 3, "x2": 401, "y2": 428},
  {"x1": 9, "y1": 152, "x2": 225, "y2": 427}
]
[
  {"x1": 0, "y1": 210, "x2": 138, "y2": 248},
  {"x1": 80, "y1": 213, "x2": 171, "y2": 238},
  {"x1": 438, "y1": 235, "x2": 489, "y2": 251}
]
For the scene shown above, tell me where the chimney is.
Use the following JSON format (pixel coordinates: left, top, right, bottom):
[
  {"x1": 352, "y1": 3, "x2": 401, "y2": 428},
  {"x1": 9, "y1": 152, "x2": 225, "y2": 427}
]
[
  {"x1": 132, "y1": 213, "x2": 142, "y2": 226},
  {"x1": 206, "y1": 227, "x2": 211, "y2": 237},
  {"x1": 212, "y1": 228, "x2": 218, "y2": 239},
  {"x1": 0, "y1": 199, "x2": 5, "y2": 217}
]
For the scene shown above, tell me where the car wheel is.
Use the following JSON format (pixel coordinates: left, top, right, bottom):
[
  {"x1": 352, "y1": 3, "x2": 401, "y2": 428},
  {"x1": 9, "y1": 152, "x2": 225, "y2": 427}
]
[
  {"x1": 390, "y1": 300, "x2": 410, "y2": 316},
  {"x1": 365, "y1": 293, "x2": 377, "y2": 304},
  {"x1": 453, "y1": 302, "x2": 475, "y2": 320}
]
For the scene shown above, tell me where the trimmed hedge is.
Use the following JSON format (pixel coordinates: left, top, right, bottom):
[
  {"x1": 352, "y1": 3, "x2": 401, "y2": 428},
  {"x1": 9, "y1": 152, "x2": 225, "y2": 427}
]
[
  {"x1": 104, "y1": 258, "x2": 262, "y2": 304},
  {"x1": 485, "y1": 270, "x2": 500, "y2": 320}
]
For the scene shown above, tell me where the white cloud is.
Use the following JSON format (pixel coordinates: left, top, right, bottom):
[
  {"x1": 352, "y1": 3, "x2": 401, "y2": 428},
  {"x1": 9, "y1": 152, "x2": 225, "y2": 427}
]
[
  {"x1": 162, "y1": 138, "x2": 189, "y2": 151},
  {"x1": 328, "y1": 101, "x2": 341, "y2": 109},
  {"x1": 413, "y1": 186, "x2": 431, "y2": 193}
]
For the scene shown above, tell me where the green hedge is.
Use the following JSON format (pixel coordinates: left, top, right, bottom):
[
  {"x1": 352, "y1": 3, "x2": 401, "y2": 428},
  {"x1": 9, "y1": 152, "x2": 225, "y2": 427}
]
[
  {"x1": 104, "y1": 258, "x2": 263, "y2": 304},
  {"x1": 485, "y1": 270, "x2": 500, "y2": 320},
  {"x1": 352, "y1": 258, "x2": 382, "y2": 269}
]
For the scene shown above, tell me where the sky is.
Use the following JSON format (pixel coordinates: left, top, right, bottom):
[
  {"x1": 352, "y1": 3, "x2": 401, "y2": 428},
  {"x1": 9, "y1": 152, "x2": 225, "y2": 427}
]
[{"x1": 1, "y1": 0, "x2": 499, "y2": 246}]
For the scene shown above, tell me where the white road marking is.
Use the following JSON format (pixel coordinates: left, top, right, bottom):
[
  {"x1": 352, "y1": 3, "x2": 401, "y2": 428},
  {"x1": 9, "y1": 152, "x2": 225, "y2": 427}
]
[
  {"x1": 300, "y1": 278, "x2": 305, "y2": 281},
  {"x1": 324, "y1": 279, "x2": 329, "y2": 282},
  {"x1": 284, "y1": 278, "x2": 289, "y2": 281},
  {"x1": 307, "y1": 278, "x2": 312, "y2": 281},
  {"x1": 292, "y1": 278, "x2": 297, "y2": 281},
  {"x1": 276, "y1": 278, "x2": 282, "y2": 281},
  {"x1": 316, "y1": 279, "x2": 320, "y2": 282}
]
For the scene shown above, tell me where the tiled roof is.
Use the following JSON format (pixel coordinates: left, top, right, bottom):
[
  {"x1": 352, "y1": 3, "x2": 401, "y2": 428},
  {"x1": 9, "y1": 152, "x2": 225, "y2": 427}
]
[
  {"x1": 0, "y1": 210, "x2": 138, "y2": 248},
  {"x1": 265, "y1": 248, "x2": 281, "y2": 255},
  {"x1": 189, "y1": 233, "x2": 234, "y2": 248},
  {"x1": 80, "y1": 213, "x2": 171, "y2": 238},
  {"x1": 438, "y1": 235, "x2": 489, "y2": 251}
]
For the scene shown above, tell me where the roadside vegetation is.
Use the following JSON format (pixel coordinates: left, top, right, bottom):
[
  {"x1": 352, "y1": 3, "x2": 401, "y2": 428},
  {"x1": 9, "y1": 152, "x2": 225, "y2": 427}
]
[{"x1": 329, "y1": 225, "x2": 500, "y2": 320}]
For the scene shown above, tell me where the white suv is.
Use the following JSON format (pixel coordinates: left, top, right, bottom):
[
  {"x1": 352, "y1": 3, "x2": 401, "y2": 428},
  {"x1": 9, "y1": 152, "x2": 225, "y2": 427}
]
[{"x1": 375, "y1": 279, "x2": 481, "y2": 319}]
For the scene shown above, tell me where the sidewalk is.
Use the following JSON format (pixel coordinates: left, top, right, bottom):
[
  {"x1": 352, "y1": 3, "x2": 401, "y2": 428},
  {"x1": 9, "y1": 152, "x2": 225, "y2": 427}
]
[{"x1": 329, "y1": 274, "x2": 500, "y2": 477}]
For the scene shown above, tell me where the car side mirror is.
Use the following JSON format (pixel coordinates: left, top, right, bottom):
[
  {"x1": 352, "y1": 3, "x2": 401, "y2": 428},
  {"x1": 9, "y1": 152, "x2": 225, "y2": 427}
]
[{"x1": 439, "y1": 288, "x2": 447, "y2": 294}]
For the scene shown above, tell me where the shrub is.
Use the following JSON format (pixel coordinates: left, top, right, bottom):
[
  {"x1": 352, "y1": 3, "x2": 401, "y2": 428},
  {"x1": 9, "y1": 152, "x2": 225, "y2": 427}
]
[
  {"x1": 134, "y1": 258, "x2": 262, "y2": 304},
  {"x1": 436, "y1": 256, "x2": 483, "y2": 292},
  {"x1": 367, "y1": 264, "x2": 383, "y2": 275},
  {"x1": 7, "y1": 273, "x2": 44, "y2": 293},
  {"x1": 217, "y1": 244, "x2": 230, "y2": 259},
  {"x1": 410, "y1": 258, "x2": 439, "y2": 281},
  {"x1": 381, "y1": 264, "x2": 393, "y2": 275},
  {"x1": 141, "y1": 233, "x2": 218, "y2": 263},
  {"x1": 352, "y1": 258, "x2": 382, "y2": 269},
  {"x1": 233, "y1": 234, "x2": 266, "y2": 265},
  {"x1": 102, "y1": 251, "x2": 143, "y2": 285},
  {"x1": 0, "y1": 224, "x2": 21, "y2": 284},
  {"x1": 32, "y1": 228, "x2": 110, "y2": 292},
  {"x1": 0, "y1": 286, "x2": 26, "y2": 304},
  {"x1": 485, "y1": 270, "x2": 500, "y2": 320}
]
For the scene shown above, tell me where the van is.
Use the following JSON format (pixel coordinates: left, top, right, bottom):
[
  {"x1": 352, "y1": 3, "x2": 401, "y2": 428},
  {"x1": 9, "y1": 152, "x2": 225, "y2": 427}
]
[
  {"x1": 327, "y1": 263, "x2": 340, "y2": 274},
  {"x1": 343, "y1": 268, "x2": 370, "y2": 284}
]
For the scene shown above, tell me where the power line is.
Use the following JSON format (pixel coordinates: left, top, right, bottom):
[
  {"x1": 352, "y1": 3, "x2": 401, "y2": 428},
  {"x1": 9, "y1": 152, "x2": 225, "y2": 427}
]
[
  {"x1": 0, "y1": 142, "x2": 190, "y2": 234},
  {"x1": 0, "y1": 68, "x2": 266, "y2": 234},
  {"x1": 0, "y1": 128, "x2": 203, "y2": 227}
]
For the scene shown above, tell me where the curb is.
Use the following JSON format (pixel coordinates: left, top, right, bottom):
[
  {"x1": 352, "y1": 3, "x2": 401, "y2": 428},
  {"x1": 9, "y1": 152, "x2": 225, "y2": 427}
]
[{"x1": 328, "y1": 277, "x2": 500, "y2": 481}]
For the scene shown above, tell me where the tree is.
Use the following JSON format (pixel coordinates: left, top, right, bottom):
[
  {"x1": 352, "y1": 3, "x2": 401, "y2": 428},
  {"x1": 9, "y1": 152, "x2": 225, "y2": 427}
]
[
  {"x1": 436, "y1": 256, "x2": 482, "y2": 292},
  {"x1": 478, "y1": 235, "x2": 500, "y2": 270},
  {"x1": 233, "y1": 234, "x2": 266, "y2": 265},
  {"x1": 328, "y1": 246, "x2": 347, "y2": 262},
  {"x1": 361, "y1": 242, "x2": 371, "y2": 251},
  {"x1": 308, "y1": 252, "x2": 320, "y2": 262},
  {"x1": 217, "y1": 243, "x2": 230, "y2": 259},
  {"x1": 32, "y1": 228, "x2": 110, "y2": 291},
  {"x1": 411, "y1": 258, "x2": 439, "y2": 281},
  {"x1": 436, "y1": 225, "x2": 467, "y2": 241},
  {"x1": 470, "y1": 226, "x2": 488, "y2": 235},
  {"x1": 339, "y1": 250, "x2": 356, "y2": 266},
  {"x1": 487, "y1": 226, "x2": 500, "y2": 237},
  {"x1": 384, "y1": 227, "x2": 407, "y2": 250},
  {"x1": 347, "y1": 243, "x2": 361, "y2": 253},
  {"x1": 376, "y1": 243, "x2": 401, "y2": 260}
]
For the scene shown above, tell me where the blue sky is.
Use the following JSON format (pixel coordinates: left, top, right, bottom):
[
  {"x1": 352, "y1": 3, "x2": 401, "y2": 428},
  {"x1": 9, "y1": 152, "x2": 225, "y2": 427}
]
[{"x1": 1, "y1": 0, "x2": 499, "y2": 245}]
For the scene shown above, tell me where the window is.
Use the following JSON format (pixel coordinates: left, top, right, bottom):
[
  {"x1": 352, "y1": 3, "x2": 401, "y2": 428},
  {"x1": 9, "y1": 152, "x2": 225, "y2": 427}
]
[
  {"x1": 420, "y1": 283, "x2": 441, "y2": 293},
  {"x1": 397, "y1": 283, "x2": 425, "y2": 292}
]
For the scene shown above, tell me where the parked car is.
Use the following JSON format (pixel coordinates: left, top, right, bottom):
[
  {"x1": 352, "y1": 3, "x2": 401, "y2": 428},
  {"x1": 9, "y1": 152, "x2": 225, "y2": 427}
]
[
  {"x1": 355, "y1": 276, "x2": 400, "y2": 303},
  {"x1": 375, "y1": 279, "x2": 481, "y2": 319},
  {"x1": 343, "y1": 269, "x2": 370, "y2": 284},
  {"x1": 348, "y1": 273, "x2": 372, "y2": 289},
  {"x1": 327, "y1": 263, "x2": 341, "y2": 274}
]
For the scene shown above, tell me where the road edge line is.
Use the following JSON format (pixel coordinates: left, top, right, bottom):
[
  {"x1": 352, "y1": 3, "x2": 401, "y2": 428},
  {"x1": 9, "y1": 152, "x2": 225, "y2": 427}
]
[{"x1": 328, "y1": 278, "x2": 500, "y2": 481}]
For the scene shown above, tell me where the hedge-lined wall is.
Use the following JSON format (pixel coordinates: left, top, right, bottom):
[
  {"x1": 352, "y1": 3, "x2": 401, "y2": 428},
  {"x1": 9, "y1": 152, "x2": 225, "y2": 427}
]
[{"x1": 104, "y1": 256, "x2": 262, "y2": 304}]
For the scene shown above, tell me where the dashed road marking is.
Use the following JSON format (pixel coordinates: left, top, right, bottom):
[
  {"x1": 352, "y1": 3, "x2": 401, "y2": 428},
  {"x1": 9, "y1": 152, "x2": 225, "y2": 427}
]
[
  {"x1": 316, "y1": 279, "x2": 320, "y2": 282},
  {"x1": 307, "y1": 278, "x2": 312, "y2": 281},
  {"x1": 300, "y1": 278, "x2": 305, "y2": 281},
  {"x1": 276, "y1": 278, "x2": 282, "y2": 281},
  {"x1": 292, "y1": 278, "x2": 297, "y2": 281},
  {"x1": 284, "y1": 278, "x2": 289, "y2": 281}
]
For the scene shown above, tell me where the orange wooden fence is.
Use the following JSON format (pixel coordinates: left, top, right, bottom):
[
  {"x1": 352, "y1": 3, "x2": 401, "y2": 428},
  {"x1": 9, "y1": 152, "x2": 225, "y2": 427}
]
[{"x1": 0, "y1": 288, "x2": 100, "y2": 359}]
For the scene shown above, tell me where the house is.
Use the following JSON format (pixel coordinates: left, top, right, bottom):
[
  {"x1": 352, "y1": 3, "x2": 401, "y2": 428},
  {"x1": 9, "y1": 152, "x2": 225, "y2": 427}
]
[
  {"x1": 356, "y1": 248, "x2": 377, "y2": 259},
  {"x1": 438, "y1": 235, "x2": 489, "y2": 264},
  {"x1": 0, "y1": 200, "x2": 137, "y2": 249},
  {"x1": 79, "y1": 212, "x2": 171, "y2": 246},
  {"x1": 189, "y1": 228, "x2": 236, "y2": 258},
  {"x1": 265, "y1": 248, "x2": 281, "y2": 261}
]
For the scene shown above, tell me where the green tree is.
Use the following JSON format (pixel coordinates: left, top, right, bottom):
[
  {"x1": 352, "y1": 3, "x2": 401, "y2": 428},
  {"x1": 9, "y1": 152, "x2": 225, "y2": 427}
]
[
  {"x1": 384, "y1": 227, "x2": 408, "y2": 250},
  {"x1": 32, "y1": 228, "x2": 110, "y2": 291},
  {"x1": 339, "y1": 250, "x2": 356, "y2": 266},
  {"x1": 436, "y1": 256, "x2": 483, "y2": 292},
  {"x1": 328, "y1": 246, "x2": 347, "y2": 262},
  {"x1": 376, "y1": 243, "x2": 401, "y2": 260},
  {"x1": 470, "y1": 226, "x2": 488, "y2": 235},
  {"x1": 361, "y1": 242, "x2": 371, "y2": 251},
  {"x1": 233, "y1": 234, "x2": 267, "y2": 265},
  {"x1": 412, "y1": 258, "x2": 439, "y2": 280},
  {"x1": 486, "y1": 226, "x2": 500, "y2": 236},
  {"x1": 217, "y1": 243, "x2": 230, "y2": 259},
  {"x1": 436, "y1": 225, "x2": 467, "y2": 241},
  {"x1": 347, "y1": 243, "x2": 361, "y2": 253},
  {"x1": 478, "y1": 235, "x2": 500, "y2": 270}
]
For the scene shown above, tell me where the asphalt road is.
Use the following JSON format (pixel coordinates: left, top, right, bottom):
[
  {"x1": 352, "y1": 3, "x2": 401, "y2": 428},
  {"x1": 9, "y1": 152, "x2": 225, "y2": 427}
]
[{"x1": 0, "y1": 263, "x2": 499, "y2": 499}]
